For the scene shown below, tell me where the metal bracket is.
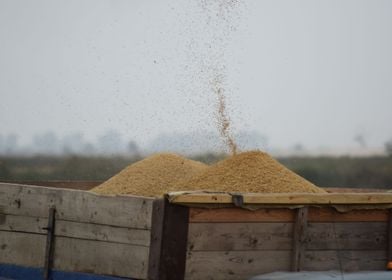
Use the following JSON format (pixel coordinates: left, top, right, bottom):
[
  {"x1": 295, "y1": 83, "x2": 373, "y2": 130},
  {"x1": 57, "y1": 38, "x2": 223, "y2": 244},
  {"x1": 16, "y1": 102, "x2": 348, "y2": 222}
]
[
  {"x1": 43, "y1": 207, "x2": 56, "y2": 280},
  {"x1": 232, "y1": 194, "x2": 244, "y2": 207}
]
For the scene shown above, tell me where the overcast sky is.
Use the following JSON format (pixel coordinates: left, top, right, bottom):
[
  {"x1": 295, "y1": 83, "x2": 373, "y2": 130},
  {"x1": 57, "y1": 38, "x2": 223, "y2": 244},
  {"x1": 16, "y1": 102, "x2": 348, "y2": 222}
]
[{"x1": 1, "y1": 0, "x2": 391, "y2": 152}]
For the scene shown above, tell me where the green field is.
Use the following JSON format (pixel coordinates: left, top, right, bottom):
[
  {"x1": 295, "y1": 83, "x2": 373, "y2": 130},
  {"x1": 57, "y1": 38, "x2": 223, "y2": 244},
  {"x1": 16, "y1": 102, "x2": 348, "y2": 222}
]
[{"x1": 1, "y1": 154, "x2": 391, "y2": 189}]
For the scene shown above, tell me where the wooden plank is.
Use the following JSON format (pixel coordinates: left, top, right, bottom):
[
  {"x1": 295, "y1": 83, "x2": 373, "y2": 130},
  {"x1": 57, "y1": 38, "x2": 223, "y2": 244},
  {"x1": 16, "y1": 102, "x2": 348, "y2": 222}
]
[
  {"x1": 158, "y1": 199, "x2": 189, "y2": 280},
  {"x1": 190, "y1": 208, "x2": 295, "y2": 223},
  {"x1": 302, "y1": 250, "x2": 387, "y2": 271},
  {"x1": 292, "y1": 207, "x2": 308, "y2": 271},
  {"x1": 0, "y1": 183, "x2": 153, "y2": 229},
  {"x1": 185, "y1": 250, "x2": 387, "y2": 280},
  {"x1": 169, "y1": 191, "x2": 392, "y2": 205},
  {"x1": 187, "y1": 221, "x2": 387, "y2": 252},
  {"x1": 0, "y1": 231, "x2": 150, "y2": 279},
  {"x1": 1, "y1": 181, "x2": 101, "y2": 190},
  {"x1": 185, "y1": 250, "x2": 291, "y2": 280},
  {"x1": 55, "y1": 219, "x2": 150, "y2": 246},
  {"x1": 388, "y1": 209, "x2": 392, "y2": 265},
  {"x1": 189, "y1": 207, "x2": 388, "y2": 223},
  {"x1": 307, "y1": 222, "x2": 387, "y2": 250},
  {"x1": 188, "y1": 222, "x2": 293, "y2": 251},
  {"x1": 0, "y1": 214, "x2": 150, "y2": 246},
  {"x1": 0, "y1": 230, "x2": 46, "y2": 268},
  {"x1": 308, "y1": 207, "x2": 389, "y2": 222},
  {"x1": 0, "y1": 213, "x2": 47, "y2": 233},
  {"x1": 53, "y1": 237, "x2": 149, "y2": 279},
  {"x1": 169, "y1": 192, "x2": 233, "y2": 204},
  {"x1": 148, "y1": 199, "x2": 165, "y2": 280}
]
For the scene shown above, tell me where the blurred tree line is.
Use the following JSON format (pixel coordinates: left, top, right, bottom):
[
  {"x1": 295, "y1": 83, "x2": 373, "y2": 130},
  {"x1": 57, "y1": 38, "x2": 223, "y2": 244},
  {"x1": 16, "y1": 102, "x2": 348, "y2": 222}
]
[{"x1": 0, "y1": 154, "x2": 391, "y2": 189}]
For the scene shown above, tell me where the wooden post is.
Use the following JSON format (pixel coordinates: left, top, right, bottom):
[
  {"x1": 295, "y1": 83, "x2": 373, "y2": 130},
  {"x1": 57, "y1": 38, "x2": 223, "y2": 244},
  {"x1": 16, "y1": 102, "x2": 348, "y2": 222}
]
[
  {"x1": 387, "y1": 209, "x2": 392, "y2": 270},
  {"x1": 148, "y1": 198, "x2": 190, "y2": 280},
  {"x1": 43, "y1": 207, "x2": 56, "y2": 280},
  {"x1": 148, "y1": 199, "x2": 165, "y2": 280},
  {"x1": 292, "y1": 207, "x2": 308, "y2": 272}
]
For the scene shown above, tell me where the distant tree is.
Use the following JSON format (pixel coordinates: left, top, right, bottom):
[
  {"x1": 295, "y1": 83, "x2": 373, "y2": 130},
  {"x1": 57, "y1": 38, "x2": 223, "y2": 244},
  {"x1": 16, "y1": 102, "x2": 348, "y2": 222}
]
[
  {"x1": 0, "y1": 161, "x2": 11, "y2": 179},
  {"x1": 62, "y1": 132, "x2": 86, "y2": 155},
  {"x1": 293, "y1": 143, "x2": 304, "y2": 152},
  {"x1": 83, "y1": 143, "x2": 96, "y2": 155},
  {"x1": 4, "y1": 134, "x2": 19, "y2": 155},
  {"x1": 0, "y1": 134, "x2": 3, "y2": 154},
  {"x1": 33, "y1": 131, "x2": 59, "y2": 154},
  {"x1": 128, "y1": 140, "x2": 140, "y2": 156},
  {"x1": 385, "y1": 139, "x2": 392, "y2": 156},
  {"x1": 354, "y1": 134, "x2": 367, "y2": 148},
  {"x1": 98, "y1": 130, "x2": 125, "y2": 155}
]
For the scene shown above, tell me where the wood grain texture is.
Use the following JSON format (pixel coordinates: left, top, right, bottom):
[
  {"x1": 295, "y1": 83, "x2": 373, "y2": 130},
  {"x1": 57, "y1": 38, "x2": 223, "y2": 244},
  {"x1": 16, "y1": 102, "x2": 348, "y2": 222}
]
[
  {"x1": 292, "y1": 207, "x2": 308, "y2": 271},
  {"x1": 188, "y1": 222, "x2": 293, "y2": 251},
  {"x1": 148, "y1": 199, "x2": 165, "y2": 280},
  {"x1": 0, "y1": 230, "x2": 46, "y2": 268},
  {"x1": 185, "y1": 250, "x2": 387, "y2": 280},
  {"x1": 53, "y1": 236, "x2": 149, "y2": 279},
  {"x1": 0, "y1": 214, "x2": 150, "y2": 246},
  {"x1": 388, "y1": 209, "x2": 392, "y2": 262},
  {"x1": 0, "y1": 183, "x2": 153, "y2": 229},
  {"x1": 187, "y1": 222, "x2": 387, "y2": 252},
  {"x1": 185, "y1": 250, "x2": 291, "y2": 280},
  {"x1": 169, "y1": 191, "x2": 392, "y2": 205},
  {"x1": 0, "y1": 181, "x2": 101, "y2": 190},
  {"x1": 189, "y1": 207, "x2": 388, "y2": 223},
  {"x1": 158, "y1": 200, "x2": 189, "y2": 280},
  {"x1": 302, "y1": 250, "x2": 387, "y2": 271},
  {"x1": 0, "y1": 230, "x2": 150, "y2": 279},
  {"x1": 308, "y1": 207, "x2": 389, "y2": 222},
  {"x1": 306, "y1": 222, "x2": 387, "y2": 250},
  {"x1": 190, "y1": 207, "x2": 295, "y2": 223}
]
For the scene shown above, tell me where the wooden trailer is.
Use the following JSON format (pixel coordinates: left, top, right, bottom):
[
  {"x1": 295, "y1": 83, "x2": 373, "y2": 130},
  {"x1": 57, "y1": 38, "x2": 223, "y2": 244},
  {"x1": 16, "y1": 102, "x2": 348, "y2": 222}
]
[
  {"x1": 0, "y1": 182, "x2": 153, "y2": 280},
  {"x1": 157, "y1": 191, "x2": 392, "y2": 280},
  {"x1": 1, "y1": 182, "x2": 392, "y2": 280}
]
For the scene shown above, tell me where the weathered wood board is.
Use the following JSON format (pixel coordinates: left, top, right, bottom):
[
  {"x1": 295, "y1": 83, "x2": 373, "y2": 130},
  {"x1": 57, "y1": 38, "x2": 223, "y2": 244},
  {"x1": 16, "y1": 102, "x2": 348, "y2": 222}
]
[
  {"x1": 188, "y1": 222, "x2": 293, "y2": 251},
  {"x1": 0, "y1": 183, "x2": 154, "y2": 279},
  {"x1": 0, "y1": 214, "x2": 150, "y2": 246},
  {"x1": 185, "y1": 250, "x2": 387, "y2": 280},
  {"x1": 292, "y1": 207, "x2": 308, "y2": 271},
  {"x1": 306, "y1": 222, "x2": 387, "y2": 250},
  {"x1": 0, "y1": 231, "x2": 149, "y2": 278},
  {"x1": 302, "y1": 250, "x2": 387, "y2": 271},
  {"x1": 0, "y1": 183, "x2": 153, "y2": 229},
  {"x1": 189, "y1": 207, "x2": 389, "y2": 223},
  {"x1": 185, "y1": 250, "x2": 291, "y2": 280},
  {"x1": 169, "y1": 191, "x2": 392, "y2": 205},
  {"x1": 188, "y1": 222, "x2": 387, "y2": 251},
  {"x1": 0, "y1": 230, "x2": 46, "y2": 268},
  {"x1": 185, "y1": 206, "x2": 390, "y2": 280}
]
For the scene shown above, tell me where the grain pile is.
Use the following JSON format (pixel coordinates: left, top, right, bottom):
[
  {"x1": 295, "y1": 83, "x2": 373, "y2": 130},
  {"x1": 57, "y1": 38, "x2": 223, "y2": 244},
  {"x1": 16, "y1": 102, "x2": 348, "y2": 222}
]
[
  {"x1": 91, "y1": 153, "x2": 207, "y2": 197},
  {"x1": 175, "y1": 151, "x2": 325, "y2": 193}
]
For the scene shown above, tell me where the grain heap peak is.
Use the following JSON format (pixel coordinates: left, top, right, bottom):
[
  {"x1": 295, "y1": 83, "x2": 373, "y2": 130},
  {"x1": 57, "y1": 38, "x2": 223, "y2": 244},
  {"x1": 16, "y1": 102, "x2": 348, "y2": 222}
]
[
  {"x1": 92, "y1": 151, "x2": 325, "y2": 197},
  {"x1": 91, "y1": 153, "x2": 207, "y2": 197},
  {"x1": 175, "y1": 150, "x2": 325, "y2": 193}
]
